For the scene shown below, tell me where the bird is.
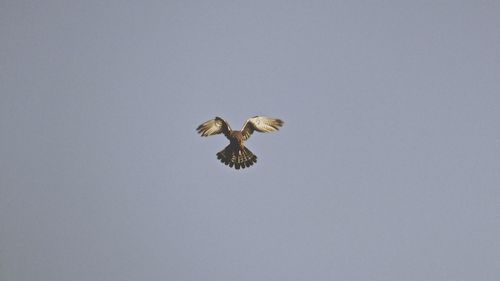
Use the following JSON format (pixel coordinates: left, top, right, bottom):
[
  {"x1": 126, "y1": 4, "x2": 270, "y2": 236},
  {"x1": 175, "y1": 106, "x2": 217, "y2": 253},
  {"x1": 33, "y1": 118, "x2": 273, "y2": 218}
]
[{"x1": 196, "y1": 116, "x2": 284, "y2": 169}]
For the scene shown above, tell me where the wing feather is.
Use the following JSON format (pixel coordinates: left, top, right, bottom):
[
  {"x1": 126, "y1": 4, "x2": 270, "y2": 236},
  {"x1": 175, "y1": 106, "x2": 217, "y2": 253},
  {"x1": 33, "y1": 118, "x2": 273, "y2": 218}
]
[
  {"x1": 196, "y1": 117, "x2": 231, "y2": 138},
  {"x1": 240, "y1": 116, "x2": 283, "y2": 140}
]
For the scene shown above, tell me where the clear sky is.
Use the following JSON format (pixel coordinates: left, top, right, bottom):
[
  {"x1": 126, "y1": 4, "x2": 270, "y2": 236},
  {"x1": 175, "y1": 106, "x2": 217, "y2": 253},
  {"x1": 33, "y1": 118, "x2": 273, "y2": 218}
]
[{"x1": 1, "y1": 1, "x2": 499, "y2": 280}]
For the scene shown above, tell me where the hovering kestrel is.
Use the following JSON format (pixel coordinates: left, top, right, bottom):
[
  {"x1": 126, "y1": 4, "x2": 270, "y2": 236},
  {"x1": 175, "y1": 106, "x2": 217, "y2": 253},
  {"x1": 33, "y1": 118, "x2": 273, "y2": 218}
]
[{"x1": 196, "y1": 116, "x2": 284, "y2": 169}]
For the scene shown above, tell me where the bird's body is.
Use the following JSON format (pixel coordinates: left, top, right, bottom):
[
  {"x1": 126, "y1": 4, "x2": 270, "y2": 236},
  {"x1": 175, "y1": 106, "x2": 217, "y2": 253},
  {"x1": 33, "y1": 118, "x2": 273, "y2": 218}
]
[
  {"x1": 228, "y1": 131, "x2": 245, "y2": 149},
  {"x1": 197, "y1": 116, "x2": 283, "y2": 169}
]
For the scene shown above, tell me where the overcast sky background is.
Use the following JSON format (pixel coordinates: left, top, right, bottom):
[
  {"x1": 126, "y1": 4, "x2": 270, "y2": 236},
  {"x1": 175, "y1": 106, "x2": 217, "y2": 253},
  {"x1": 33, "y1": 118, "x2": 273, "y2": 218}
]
[{"x1": 1, "y1": 1, "x2": 499, "y2": 281}]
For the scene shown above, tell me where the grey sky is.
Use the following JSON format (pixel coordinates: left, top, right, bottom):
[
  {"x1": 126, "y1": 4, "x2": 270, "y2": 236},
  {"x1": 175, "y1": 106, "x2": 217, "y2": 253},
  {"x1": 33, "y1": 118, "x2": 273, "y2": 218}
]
[{"x1": 1, "y1": 1, "x2": 499, "y2": 280}]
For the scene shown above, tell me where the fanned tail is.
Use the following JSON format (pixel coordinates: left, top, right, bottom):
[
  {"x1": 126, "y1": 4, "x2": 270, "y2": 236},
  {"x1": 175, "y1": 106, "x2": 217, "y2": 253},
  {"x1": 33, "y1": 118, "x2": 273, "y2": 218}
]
[{"x1": 216, "y1": 145, "x2": 257, "y2": 170}]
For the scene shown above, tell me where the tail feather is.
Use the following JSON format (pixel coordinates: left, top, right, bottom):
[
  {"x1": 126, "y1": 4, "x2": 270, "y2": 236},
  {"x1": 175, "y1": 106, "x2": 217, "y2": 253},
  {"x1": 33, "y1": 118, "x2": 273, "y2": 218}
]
[{"x1": 216, "y1": 145, "x2": 257, "y2": 170}]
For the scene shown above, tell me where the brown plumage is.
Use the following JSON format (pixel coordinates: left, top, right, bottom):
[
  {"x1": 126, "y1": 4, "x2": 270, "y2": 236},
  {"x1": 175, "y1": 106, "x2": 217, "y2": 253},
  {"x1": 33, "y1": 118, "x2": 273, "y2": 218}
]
[{"x1": 196, "y1": 116, "x2": 284, "y2": 170}]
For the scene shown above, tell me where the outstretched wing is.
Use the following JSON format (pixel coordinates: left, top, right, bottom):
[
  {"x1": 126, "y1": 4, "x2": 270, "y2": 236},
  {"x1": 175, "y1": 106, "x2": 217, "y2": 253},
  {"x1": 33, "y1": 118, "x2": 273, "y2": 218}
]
[
  {"x1": 196, "y1": 117, "x2": 232, "y2": 138},
  {"x1": 240, "y1": 116, "x2": 284, "y2": 140}
]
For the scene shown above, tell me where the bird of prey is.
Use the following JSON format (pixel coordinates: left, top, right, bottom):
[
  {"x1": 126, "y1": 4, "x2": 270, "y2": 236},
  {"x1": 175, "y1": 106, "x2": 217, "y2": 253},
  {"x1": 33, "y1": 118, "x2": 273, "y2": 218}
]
[{"x1": 197, "y1": 116, "x2": 284, "y2": 169}]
